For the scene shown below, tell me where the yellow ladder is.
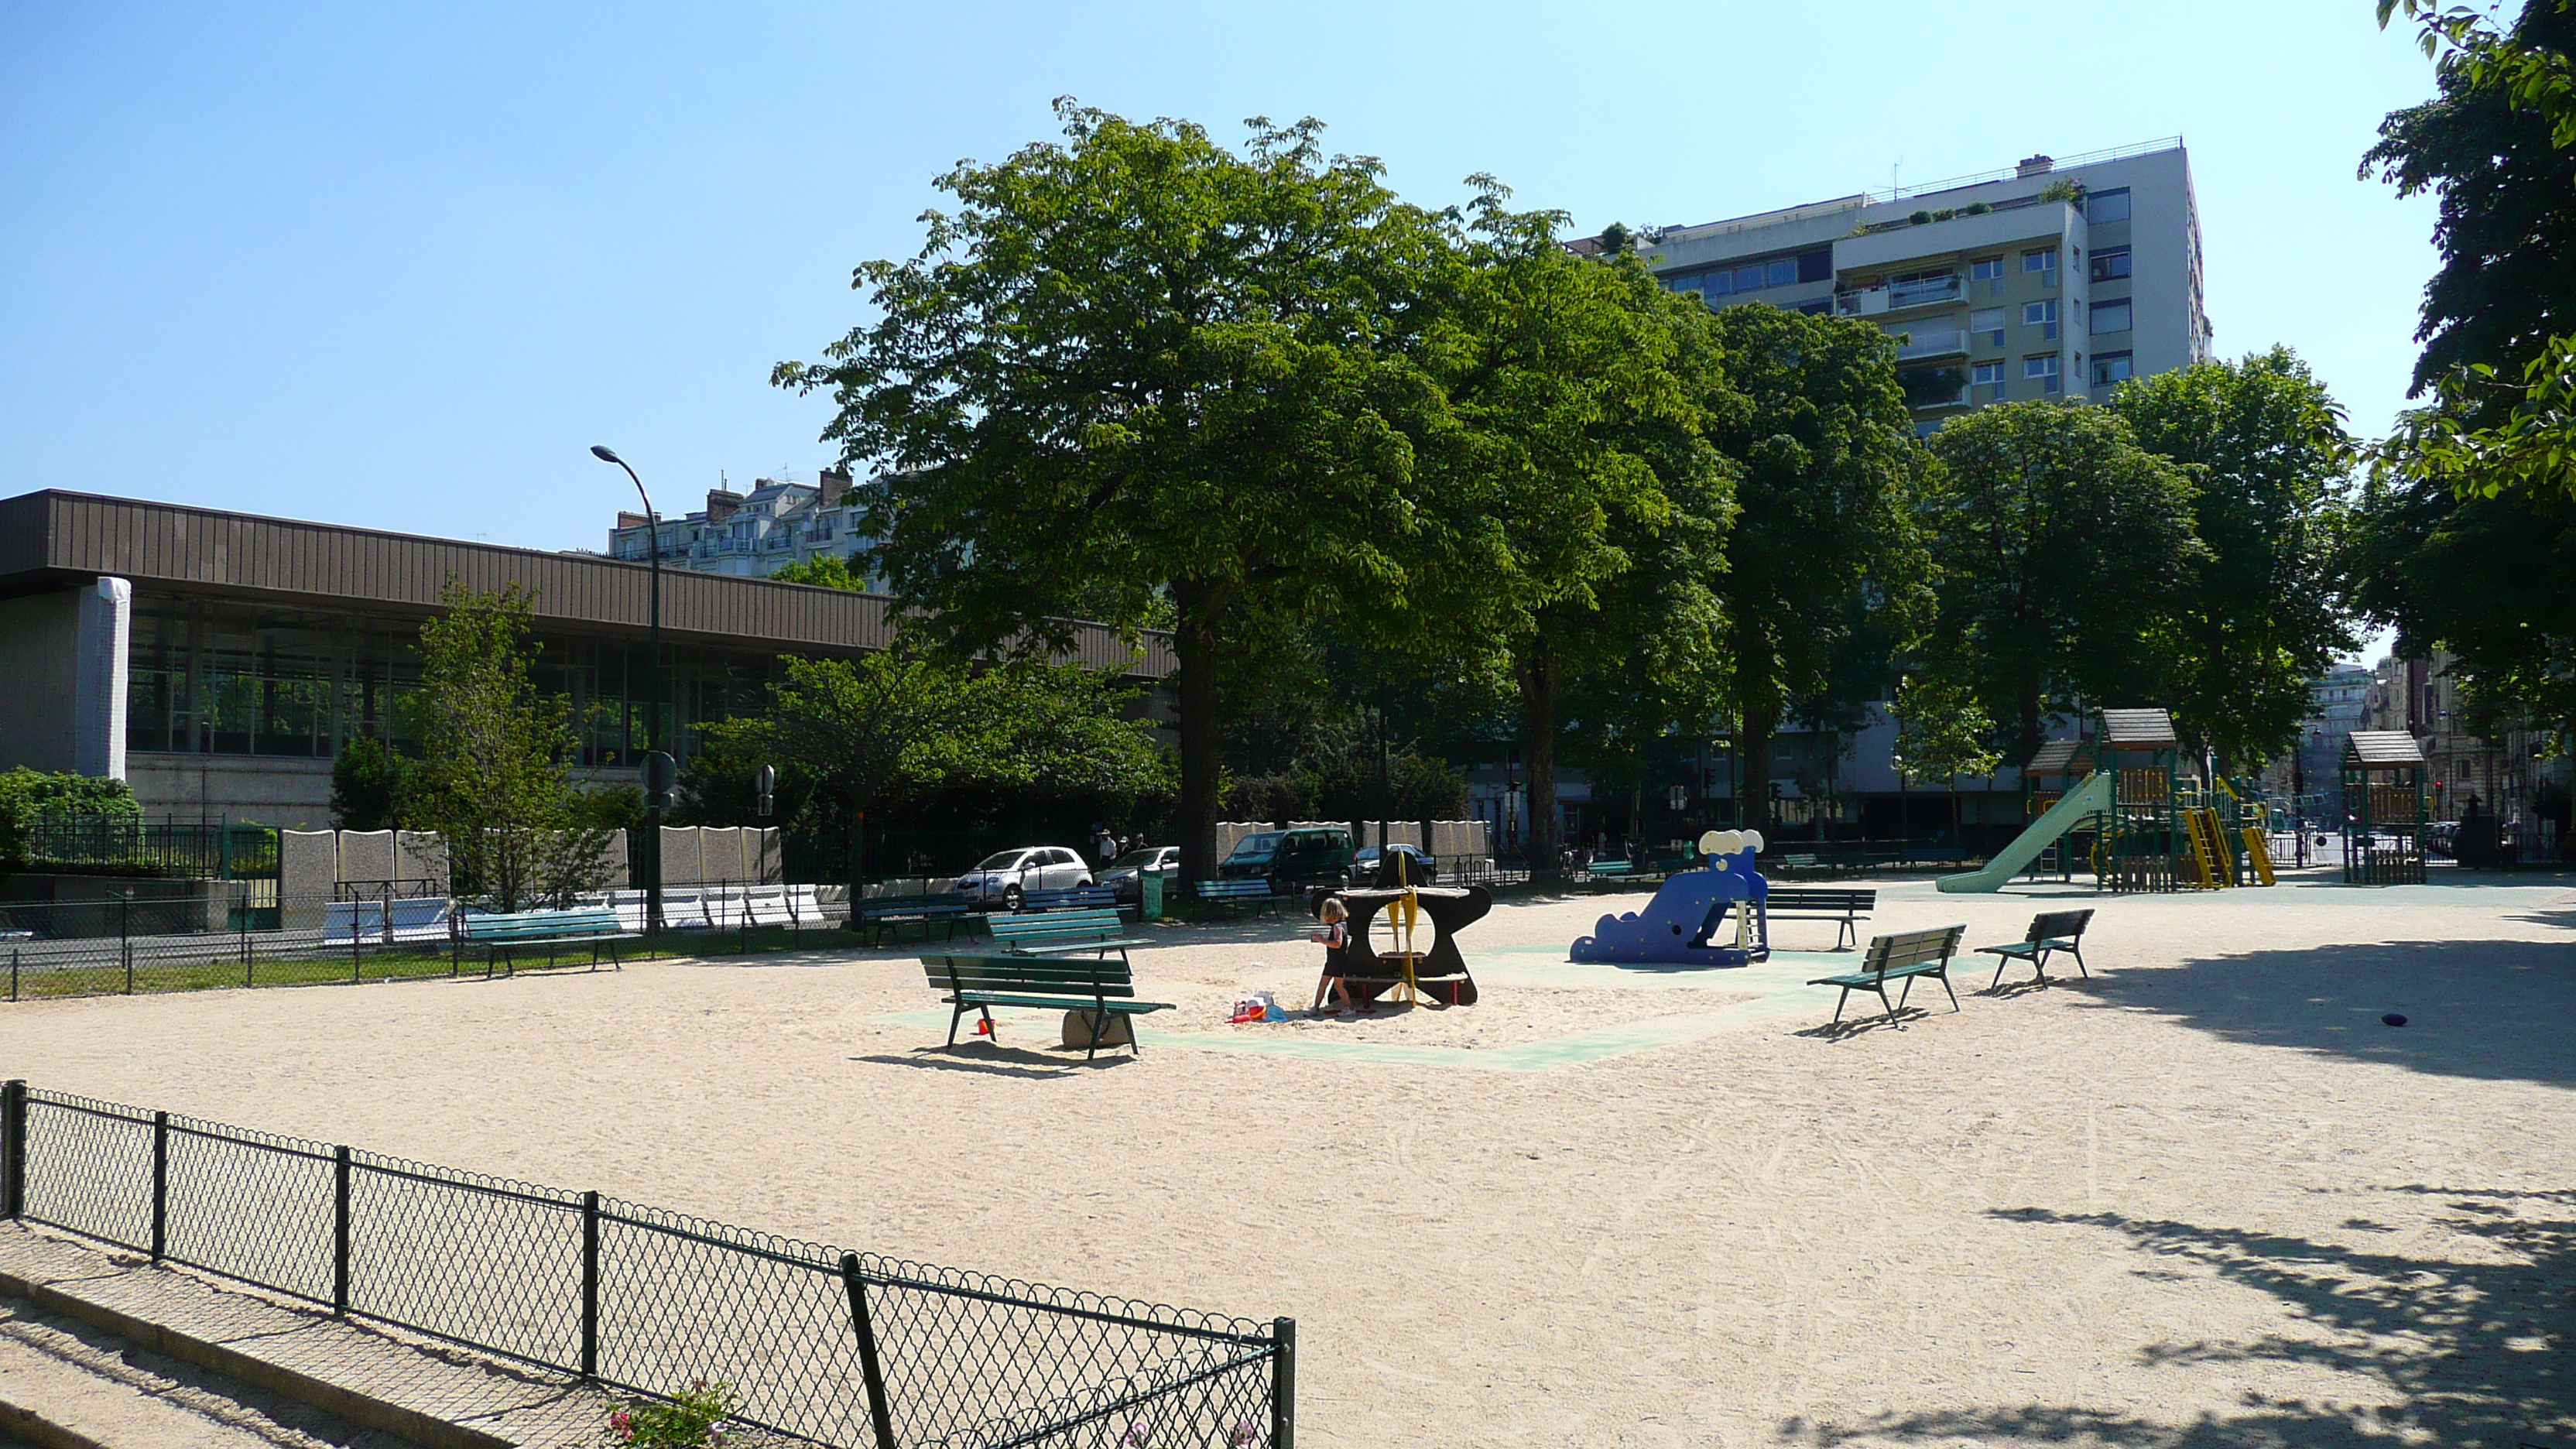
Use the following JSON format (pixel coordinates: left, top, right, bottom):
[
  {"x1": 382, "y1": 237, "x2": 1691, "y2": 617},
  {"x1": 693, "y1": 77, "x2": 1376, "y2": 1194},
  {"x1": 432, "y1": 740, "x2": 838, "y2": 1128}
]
[
  {"x1": 2242, "y1": 826, "x2": 2277, "y2": 886},
  {"x1": 2184, "y1": 808, "x2": 2231, "y2": 889}
]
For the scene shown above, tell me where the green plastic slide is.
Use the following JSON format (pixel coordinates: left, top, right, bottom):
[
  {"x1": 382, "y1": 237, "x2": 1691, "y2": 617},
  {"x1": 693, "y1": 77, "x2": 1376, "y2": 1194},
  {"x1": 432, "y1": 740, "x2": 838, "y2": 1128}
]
[{"x1": 1937, "y1": 770, "x2": 2114, "y2": 893}]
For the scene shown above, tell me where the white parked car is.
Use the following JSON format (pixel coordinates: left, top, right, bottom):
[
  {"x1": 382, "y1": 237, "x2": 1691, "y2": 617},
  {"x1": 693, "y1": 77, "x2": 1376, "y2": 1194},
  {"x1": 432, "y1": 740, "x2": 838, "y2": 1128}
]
[{"x1": 953, "y1": 846, "x2": 1094, "y2": 911}]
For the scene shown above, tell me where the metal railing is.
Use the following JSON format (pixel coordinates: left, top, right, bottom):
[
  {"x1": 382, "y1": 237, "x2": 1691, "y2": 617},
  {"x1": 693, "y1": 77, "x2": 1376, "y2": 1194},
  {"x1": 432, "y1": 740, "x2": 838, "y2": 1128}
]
[
  {"x1": 0, "y1": 888, "x2": 856, "y2": 1003},
  {"x1": 18, "y1": 815, "x2": 280, "y2": 881},
  {"x1": 0, "y1": 1083, "x2": 1291, "y2": 1448}
]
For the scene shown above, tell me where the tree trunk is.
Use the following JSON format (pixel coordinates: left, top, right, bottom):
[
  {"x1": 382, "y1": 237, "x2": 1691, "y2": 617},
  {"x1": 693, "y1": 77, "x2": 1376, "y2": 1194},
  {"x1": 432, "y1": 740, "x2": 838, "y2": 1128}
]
[
  {"x1": 844, "y1": 805, "x2": 866, "y2": 912},
  {"x1": 1739, "y1": 702, "x2": 1778, "y2": 834},
  {"x1": 1518, "y1": 644, "x2": 1561, "y2": 879},
  {"x1": 1171, "y1": 581, "x2": 1228, "y2": 885},
  {"x1": 2016, "y1": 683, "x2": 2044, "y2": 771}
]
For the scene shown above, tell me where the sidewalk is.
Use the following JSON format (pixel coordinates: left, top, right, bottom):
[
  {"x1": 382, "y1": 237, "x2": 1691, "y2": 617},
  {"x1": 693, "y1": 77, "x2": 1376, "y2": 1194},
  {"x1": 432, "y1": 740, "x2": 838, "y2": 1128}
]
[{"x1": 0, "y1": 1225, "x2": 617, "y2": 1449}]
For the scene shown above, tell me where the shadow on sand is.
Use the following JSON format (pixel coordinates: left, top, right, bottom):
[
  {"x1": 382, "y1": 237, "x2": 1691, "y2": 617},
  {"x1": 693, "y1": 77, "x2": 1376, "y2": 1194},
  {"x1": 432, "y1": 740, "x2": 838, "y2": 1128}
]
[
  {"x1": 1791, "y1": 1187, "x2": 2574, "y2": 1447},
  {"x1": 2067, "y1": 937, "x2": 2576, "y2": 1088}
]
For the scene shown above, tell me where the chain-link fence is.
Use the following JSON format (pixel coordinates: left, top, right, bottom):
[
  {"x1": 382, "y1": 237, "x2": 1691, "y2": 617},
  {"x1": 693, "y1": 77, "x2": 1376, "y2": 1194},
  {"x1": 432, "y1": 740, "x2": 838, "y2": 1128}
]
[
  {"x1": 0, "y1": 1083, "x2": 1292, "y2": 1448},
  {"x1": 0, "y1": 887, "x2": 859, "y2": 1002}
]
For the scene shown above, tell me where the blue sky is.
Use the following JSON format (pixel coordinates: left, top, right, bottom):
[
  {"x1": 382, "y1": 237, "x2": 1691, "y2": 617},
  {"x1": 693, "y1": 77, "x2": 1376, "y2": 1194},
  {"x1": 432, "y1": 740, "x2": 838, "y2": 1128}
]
[{"x1": 2, "y1": 2, "x2": 2447, "y2": 570}]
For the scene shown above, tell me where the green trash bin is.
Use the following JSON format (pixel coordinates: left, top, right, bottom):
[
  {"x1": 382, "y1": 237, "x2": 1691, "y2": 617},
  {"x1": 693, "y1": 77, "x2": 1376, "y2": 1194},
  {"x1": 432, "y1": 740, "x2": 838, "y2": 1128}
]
[{"x1": 1140, "y1": 868, "x2": 1164, "y2": 920}]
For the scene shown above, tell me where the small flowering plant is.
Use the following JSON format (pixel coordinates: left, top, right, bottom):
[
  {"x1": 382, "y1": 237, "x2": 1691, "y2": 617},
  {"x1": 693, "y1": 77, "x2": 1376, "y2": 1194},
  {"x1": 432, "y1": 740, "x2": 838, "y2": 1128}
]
[{"x1": 604, "y1": 1379, "x2": 738, "y2": 1448}]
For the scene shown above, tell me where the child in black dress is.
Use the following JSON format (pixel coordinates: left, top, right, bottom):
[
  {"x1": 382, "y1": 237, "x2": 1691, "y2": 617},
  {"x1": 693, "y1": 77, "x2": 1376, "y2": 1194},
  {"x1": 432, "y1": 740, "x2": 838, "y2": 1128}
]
[{"x1": 1309, "y1": 896, "x2": 1361, "y2": 1016}]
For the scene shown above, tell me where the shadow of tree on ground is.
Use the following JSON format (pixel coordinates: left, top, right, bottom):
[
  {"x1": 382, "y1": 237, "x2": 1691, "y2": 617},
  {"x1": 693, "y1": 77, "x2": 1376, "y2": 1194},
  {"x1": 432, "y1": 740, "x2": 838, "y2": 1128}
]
[
  {"x1": 1794, "y1": 1187, "x2": 2573, "y2": 1447},
  {"x1": 2071, "y1": 938, "x2": 2576, "y2": 1088}
]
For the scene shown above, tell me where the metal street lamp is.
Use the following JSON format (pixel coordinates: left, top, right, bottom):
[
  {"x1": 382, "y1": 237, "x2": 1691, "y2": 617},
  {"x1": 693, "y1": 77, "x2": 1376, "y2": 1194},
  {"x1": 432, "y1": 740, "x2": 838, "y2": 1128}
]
[{"x1": 592, "y1": 446, "x2": 665, "y2": 936}]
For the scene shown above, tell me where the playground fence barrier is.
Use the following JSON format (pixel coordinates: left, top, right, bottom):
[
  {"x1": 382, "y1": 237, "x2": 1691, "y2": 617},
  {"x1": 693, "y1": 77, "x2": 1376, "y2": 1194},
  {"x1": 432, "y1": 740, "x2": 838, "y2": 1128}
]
[{"x1": 0, "y1": 1082, "x2": 1293, "y2": 1449}]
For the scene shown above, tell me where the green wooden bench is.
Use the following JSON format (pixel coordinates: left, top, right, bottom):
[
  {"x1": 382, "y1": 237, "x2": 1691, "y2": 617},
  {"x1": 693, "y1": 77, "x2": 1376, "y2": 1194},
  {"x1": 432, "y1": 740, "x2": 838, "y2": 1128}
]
[
  {"x1": 459, "y1": 906, "x2": 635, "y2": 975},
  {"x1": 984, "y1": 907, "x2": 1149, "y2": 965},
  {"x1": 920, "y1": 954, "x2": 1174, "y2": 1060},
  {"x1": 1193, "y1": 879, "x2": 1281, "y2": 916},
  {"x1": 1976, "y1": 909, "x2": 2094, "y2": 988},
  {"x1": 1808, "y1": 923, "x2": 1965, "y2": 1026},
  {"x1": 1762, "y1": 886, "x2": 1877, "y2": 951},
  {"x1": 857, "y1": 893, "x2": 970, "y2": 947}
]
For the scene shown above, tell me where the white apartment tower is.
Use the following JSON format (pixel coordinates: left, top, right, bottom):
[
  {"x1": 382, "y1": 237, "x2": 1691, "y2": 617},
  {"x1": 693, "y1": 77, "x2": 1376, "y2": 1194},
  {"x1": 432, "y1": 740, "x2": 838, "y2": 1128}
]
[{"x1": 1630, "y1": 139, "x2": 2211, "y2": 430}]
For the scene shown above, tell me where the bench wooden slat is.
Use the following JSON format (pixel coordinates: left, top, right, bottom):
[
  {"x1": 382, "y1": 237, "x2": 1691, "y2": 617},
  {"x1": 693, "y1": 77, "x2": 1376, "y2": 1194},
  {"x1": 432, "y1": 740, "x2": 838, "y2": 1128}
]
[
  {"x1": 1807, "y1": 924, "x2": 1964, "y2": 1027},
  {"x1": 1975, "y1": 909, "x2": 2094, "y2": 986},
  {"x1": 920, "y1": 951, "x2": 1170, "y2": 1059}
]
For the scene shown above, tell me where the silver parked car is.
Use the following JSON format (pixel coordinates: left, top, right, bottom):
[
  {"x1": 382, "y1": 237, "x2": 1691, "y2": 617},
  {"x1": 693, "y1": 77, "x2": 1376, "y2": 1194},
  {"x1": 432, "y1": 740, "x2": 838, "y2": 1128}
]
[
  {"x1": 1096, "y1": 845, "x2": 1179, "y2": 904},
  {"x1": 953, "y1": 846, "x2": 1094, "y2": 911}
]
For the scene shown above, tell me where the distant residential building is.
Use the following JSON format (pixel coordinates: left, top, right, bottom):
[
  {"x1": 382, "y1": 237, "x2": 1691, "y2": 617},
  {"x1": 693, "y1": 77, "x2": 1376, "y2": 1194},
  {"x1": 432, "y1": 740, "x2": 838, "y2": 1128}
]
[
  {"x1": 2361, "y1": 649, "x2": 2563, "y2": 836},
  {"x1": 1598, "y1": 138, "x2": 2211, "y2": 434},
  {"x1": 605, "y1": 468, "x2": 884, "y2": 584}
]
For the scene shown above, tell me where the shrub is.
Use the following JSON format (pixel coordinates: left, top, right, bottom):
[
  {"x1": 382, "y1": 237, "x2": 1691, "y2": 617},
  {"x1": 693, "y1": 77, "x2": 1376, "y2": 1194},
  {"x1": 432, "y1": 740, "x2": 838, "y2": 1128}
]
[
  {"x1": 604, "y1": 1381, "x2": 736, "y2": 1447},
  {"x1": 1963, "y1": 200, "x2": 1992, "y2": 215},
  {"x1": 1907, "y1": 209, "x2": 1933, "y2": 225},
  {"x1": 0, "y1": 769, "x2": 139, "y2": 865},
  {"x1": 330, "y1": 738, "x2": 411, "y2": 831}
]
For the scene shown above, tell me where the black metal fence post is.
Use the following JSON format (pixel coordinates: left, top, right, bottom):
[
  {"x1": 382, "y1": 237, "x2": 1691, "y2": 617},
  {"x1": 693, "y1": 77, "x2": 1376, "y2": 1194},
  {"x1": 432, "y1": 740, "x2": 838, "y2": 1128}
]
[
  {"x1": 332, "y1": 1146, "x2": 352, "y2": 1314},
  {"x1": 840, "y1": 1252, "x2": 898, "y2": 1449},
  {"x1": 1271, "y1": 1317, "x2": 1295, "y2": 1449},
  {"x1": 1, "y1": 1081, "x2": 24, "y2": 1220},
  {"x1": 149, "y1": 1110, "x2": 168, "y2": 1262},
  {"x1": 580, "y1": 1191, "x2": 601, "y2": 1379},
  {"x1": 241, "y1": 906, "x2": 252, "y2": 988},
  {"x1": 9, "y1": 947, "x2": 16, "y2": 1002},
  {"x1": 121, "y1": 892, "x2": 133, "y2": 995}
]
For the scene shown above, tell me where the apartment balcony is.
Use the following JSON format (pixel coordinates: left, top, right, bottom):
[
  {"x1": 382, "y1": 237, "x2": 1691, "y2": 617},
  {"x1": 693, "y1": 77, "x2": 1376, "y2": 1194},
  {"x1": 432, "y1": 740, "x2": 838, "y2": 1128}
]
[
  {"x1": 1893, "y1": 328, "x2": 1968, "y2": 363},
  {"x1": 1838, "y1": 275, "x2": 1965, "y2": 316}
]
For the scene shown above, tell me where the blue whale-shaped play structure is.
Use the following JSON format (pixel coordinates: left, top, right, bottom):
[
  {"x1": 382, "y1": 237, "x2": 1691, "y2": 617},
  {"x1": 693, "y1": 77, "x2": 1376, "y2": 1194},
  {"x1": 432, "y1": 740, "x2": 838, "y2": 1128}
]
[{"x1": 1568, "y1": 836, "x2": 1770, "y2": 967}]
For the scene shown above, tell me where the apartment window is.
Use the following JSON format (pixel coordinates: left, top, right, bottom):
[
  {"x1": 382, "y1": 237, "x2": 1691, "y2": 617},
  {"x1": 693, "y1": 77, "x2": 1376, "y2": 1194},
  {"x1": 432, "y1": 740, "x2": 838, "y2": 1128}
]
[
  {"x1": 2023, "y1": 247, "x2": 2058, "y2": 276},
  {"x1": 2025, "y1": 354, "x2": 2061, "y2": 394},
  {"x1": 2024, "y1": 299, "x2": 2059, "y2": 341},
  {"x1": 2088, "y1": 187, "x2": 2132, "y2": 224},
  {"x1": 1972, "y1": 359, "x2": 2006, "y2": 401},
  {"x1": 1795, "y1": 297, "x2": 1832, "y2": 316},
  {"x1": 1971, "y1": 257, "x2": 2005, "y2": 282},
  {"x1": 2091, "y1": 351, "x2": 2133, "y2": 386},
  {"x1": 2089, "y1": 245, "x2": 2131, "y2": 283},
  {"x1": 1971, "y1": 307, "x2": 2006, "y2": 346},
  {"x1": 2091, "y1": 298, "x2": 2132, "y2": 334}
]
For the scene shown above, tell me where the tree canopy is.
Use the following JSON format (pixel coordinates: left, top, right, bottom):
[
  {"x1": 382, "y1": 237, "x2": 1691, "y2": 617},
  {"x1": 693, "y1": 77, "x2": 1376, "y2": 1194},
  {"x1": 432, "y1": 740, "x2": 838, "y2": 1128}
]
[
  {"x1": 1700, "y1": 303, "x2": 1931, "y2": 827},
  {"x1": 776, "y1": 101, "x2": 1459, "y2": 878},
  {"x1": 2108, "y1": 348, "x2": 2358, "y2": 772},
  {"x1": 1921, "y1": 401, "x2": 2206, "y2": 766}
]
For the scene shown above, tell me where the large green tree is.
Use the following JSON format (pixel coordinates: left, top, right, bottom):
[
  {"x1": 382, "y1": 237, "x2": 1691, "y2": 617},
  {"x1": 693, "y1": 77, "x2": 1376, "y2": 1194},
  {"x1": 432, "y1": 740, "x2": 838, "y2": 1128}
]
[
  {"x1": 2107, "y1": 348, "x2": 2358, "y2": 774},
  {"x1": 2372, "y1": 0, "x2": 2576, "y2": 505},
  {"x1": 711, "y1": 650, "x2": 1170, "y2": 888},
  {"x1": 1419, "y1": 198, "x2": 1735, "y2": 871},
  {"x1": 1700, "y1": 303, "x2": 1933, "y2": 830},
  {"x1": 2361, "y1": 0, "x2": 2576, "y2": 772},
  {"x1": 775, "y1": 104, "x2": 1456, "y2": 881},
  {"x1": 407, "y1": 582, "x2": 618, "y2": 910},
  {"x1": 1921, "y1": 402, "x2": 2206, "y2": 766}
]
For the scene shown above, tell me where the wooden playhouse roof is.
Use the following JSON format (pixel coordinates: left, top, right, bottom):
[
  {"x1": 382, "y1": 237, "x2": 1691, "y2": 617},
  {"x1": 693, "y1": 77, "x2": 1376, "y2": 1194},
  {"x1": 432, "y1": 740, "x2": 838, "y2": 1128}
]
[
  {"x1": 2345, "y1": 730, "x2": 2427, "y2": 768},
  {"x1": 2026, "y1": 739, "x2": 2084, "y2": 775},
  {"x1": 2098, "y1": 708, "x2": 2180, "y2": 748}
]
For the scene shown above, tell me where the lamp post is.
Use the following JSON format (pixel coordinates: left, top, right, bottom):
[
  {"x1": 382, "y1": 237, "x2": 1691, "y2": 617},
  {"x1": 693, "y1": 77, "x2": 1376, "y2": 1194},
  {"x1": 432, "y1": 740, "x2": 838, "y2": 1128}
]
[{"x1": 591, "y1": 446, "x2": 665, "y2": 936}]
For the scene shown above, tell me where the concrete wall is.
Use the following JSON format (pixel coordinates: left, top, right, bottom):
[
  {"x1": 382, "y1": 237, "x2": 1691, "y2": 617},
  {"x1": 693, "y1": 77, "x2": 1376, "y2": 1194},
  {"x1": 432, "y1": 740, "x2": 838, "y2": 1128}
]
[
  {"x1": 0, "y1": 590, "x2": 82, "y2": 775},
  {"x1": 127, "y1": 754, "x2": 336, "y2": 830}
]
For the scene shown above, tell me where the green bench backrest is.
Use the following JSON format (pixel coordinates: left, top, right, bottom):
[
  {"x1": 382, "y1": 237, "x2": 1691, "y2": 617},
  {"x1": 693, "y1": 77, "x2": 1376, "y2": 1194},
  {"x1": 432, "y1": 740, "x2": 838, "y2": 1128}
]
[
  {"x1": 922, "y1": 955, "x2": 1136, "y2": 995},
  {"x1": 1195, "y1": 880, "x2": 1273, "y2": 896},
  {"x1": 2027, "y1": 909, "x2": 2093, "y2": 940},
  {"x1": 1764, "y1": 889, "x2": 1876, "y2": 911},
  {"x1": 464, "y1": 908, "x2": 622, "y2": 940},
  {"x1": 988, "y1": 909, "x2": 1125, "y2": 943},
  {"x1": 864, "y1": 895, "x2": 966, "y2": 916},
  {"x1": 1862, "y1": 924, "x2": 1964, "y2": 973}
]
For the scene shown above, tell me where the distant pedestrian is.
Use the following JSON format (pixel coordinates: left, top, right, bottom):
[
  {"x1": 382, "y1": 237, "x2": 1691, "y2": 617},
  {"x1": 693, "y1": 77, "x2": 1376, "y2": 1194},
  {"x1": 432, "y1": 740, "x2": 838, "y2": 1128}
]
[{"x1": 1091, "y1": 825, "x2": 1118, "y2": 865}]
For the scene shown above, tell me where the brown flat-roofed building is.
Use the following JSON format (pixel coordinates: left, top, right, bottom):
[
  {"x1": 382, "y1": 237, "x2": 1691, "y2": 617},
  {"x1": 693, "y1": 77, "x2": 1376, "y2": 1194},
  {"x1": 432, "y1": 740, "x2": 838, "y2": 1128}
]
[{"x1": 0, "y1": 490, "x2": 1170, "y2": 829}]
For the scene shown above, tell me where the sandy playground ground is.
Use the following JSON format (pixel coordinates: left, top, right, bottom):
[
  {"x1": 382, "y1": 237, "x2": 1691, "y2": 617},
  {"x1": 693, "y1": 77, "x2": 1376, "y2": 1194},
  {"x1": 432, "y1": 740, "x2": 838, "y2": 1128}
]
[{"x1": 0, "y1": 868, "x2": 2570, "y2": 1448}]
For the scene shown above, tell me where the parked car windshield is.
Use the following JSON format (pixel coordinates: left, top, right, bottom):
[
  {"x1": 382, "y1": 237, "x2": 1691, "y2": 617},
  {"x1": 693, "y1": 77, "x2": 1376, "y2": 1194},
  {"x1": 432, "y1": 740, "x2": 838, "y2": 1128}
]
[
  {"x1": 1227, "y1": 833, "x2": 1284, "y2": 859},
  {"x1": 971, "y1": 850, "x2": 1031, "y2": 871},
  {"x1": 1107, "y1": 849, "x2": 1165, "y2": 870}
]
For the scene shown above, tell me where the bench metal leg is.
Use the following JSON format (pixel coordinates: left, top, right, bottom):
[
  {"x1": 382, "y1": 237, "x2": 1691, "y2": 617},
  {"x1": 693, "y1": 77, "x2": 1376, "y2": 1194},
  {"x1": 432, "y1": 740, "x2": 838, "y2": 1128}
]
[
  {"x1": 1937, "y1": 969, "x2": 1960, "y2": 1012},
  {"x1": 1831, "y1": 987, "x2": 1854, "y2": 1026},
  {"x1": 2067, "y1": 944, "x2": 2088, "y2": 979}
]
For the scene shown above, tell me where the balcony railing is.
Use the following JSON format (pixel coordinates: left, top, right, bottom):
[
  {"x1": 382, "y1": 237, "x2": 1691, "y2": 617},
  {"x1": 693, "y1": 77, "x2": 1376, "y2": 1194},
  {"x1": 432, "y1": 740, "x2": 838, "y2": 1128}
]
[
  {"x1": 1893, "y1": 329, "x2": 1968, "y2": 362},
  {"x1": 1888, "y1": 276, "x2": 1965, "y2": 309}
]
